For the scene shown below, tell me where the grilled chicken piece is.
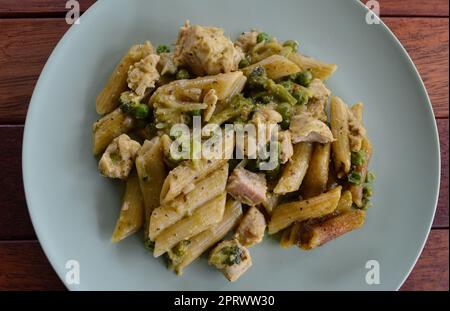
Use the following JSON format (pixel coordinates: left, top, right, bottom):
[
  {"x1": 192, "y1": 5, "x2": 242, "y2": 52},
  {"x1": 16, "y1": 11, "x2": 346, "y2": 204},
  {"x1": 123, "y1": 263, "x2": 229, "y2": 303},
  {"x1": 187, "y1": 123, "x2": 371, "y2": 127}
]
[
  {"x1": 235, "y1": 30, "x2": 259, "y2": 54},
  {"x1": 209, "y1": 239, "x2": 252, "y2": 282},
  {"x1": 278, "y1": 130, "x2": 294, "y2": 164},
  {"x1": 227, "y1": 167, "x2": 267, "y2": 206},
  {"x1": 307, "y1": 79, "x2": 331, "y2": 121},
  {"x1": 235, "y1": 206, "x2": 266, "y2": 247},
  {"x1": 173, "y1": 21, "x2": 243, "y2": 76},
  {"x1": 98, "y1": 134, "x2": 141, "y2": 179},
  {"x1": 290, "y1": 113, "x2": 334, "y2": 144},
  {"x1": 127, "y1": 54, "x2": 160, "y2": 96}
]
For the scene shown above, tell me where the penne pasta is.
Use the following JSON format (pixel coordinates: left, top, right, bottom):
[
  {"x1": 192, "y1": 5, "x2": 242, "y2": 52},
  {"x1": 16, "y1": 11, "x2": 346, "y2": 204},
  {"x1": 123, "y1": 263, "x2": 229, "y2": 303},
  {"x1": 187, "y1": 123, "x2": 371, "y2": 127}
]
[
  {"x1": 149, "y1": 164, "x2": 229, "y2": 240},
  {"x1": 153, "y1": 193, "x2": 227, "y2": 257},
  {"x1": 268, "y1": 186, "x2": 342, "y2": 234},
  {"x1": 92, "y1": 108, "x2": 134, "y2": 156},
  {"x1": 349, "y1": 137, "x2": 373, "y2": 207},
  {"x1": 330, "y1": 97, "x2": 351, "y2": 178},
  {"x1": 301, "y1": 143, "x2": 331, "y2": 198},
  {"x1": 288, "y1": 53, "x2": 337, "y2": 81},
  {"x1": 280, "y1": 222, "x2": 302, "y2": 249},
  {"x1": 335, "y1": 190, "x2": 354, "y2": 214},
  {"x1": 242, "y1": 55, "x2": 301, "y2": 80},
  {"x1": 159, "y1": 136, "x2": 234, "y2": 204},
  {"x1": 111, "y1": 171, "x2": 145, "y2": 243},
  {"x1": 135, "y1": 137, "x2": 167, "y2": 237},
  {"x1": 274, "y1": 142, "x2": 313, "y2": 195},
  {"x1": 96, "y1": 42, "x2": 154, "y2": 115},
  {"x1": 170, "y1": 199, "x2": 243, "y2": 275},
  {"x1": 297, "y1": 210, "x2": 366, "y2": 250}
]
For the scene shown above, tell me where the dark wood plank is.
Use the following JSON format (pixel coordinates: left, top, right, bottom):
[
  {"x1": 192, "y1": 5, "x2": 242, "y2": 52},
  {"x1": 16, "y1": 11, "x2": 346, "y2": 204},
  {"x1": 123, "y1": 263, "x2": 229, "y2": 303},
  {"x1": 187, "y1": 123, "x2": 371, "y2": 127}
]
[
  {"x1": 0, "y1": 1, "x2": 448, "y2": 18},
  {"x1": 0, "y1": 0, "x2": 95, "y2": 17},
  {"x1": 435, "y1": 119, "x2": 449, "y2": 228},
  {"x1": 0, "y1": 230, "x2": 446, "y2": 290},
  {"x1": 384, "y1": 18, "x2": 449, "y2": 119},
  {"x1": 0, "y1": 19, "x2": 69, "y2": 124},
  {"x1": 401, "y1": 229, "x2": 449, "y2": 290},
  {"x1": 0, "y1": 126, "x2": 36, "y2": 240},
  {"x1": 0, "y1": 240, "x2": 65, "y2": 290},
  {"x1": 376, "y1": 0, "x2": 449, "y2": 17},
  {"x1": 0, "y1": 18, "x2": 448, "y2": 123}
]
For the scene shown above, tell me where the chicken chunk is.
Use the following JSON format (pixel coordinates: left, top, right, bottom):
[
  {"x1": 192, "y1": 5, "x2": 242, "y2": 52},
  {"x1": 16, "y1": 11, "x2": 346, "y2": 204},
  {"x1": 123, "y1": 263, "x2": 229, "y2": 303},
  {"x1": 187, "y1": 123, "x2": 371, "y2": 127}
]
[
  {"x1": 235, "y1": 30, "x2": 259, "y2": 54},
  {"x1": 209, "y1": 239, "x2": 252, "y2": 282},
  {"x1": 203, "y1": 89, "x2": 219, "y2": 122},
  {"x1": 227, "y1": 167, "x2": 267, "y2": 206},
  {"x1": 127, "y1": 53, "x2": 161, "y2": 96},
  {"x1": 307, "y1": 79, "x2": 331, "y2": 121},
  {"x1": 235, "y1": 207, "x2": 266, "y2": 247},
  {"x1": 290, "y1": 113, "x2": 335, "y2": 144},
  {"x1": 347, "y1": 107, "x2": 367, "y2": 152},
  {"x1": 157, "y1": 53, "x2": 178, "y2": 76},
  {"x1": 173, "y1": 21, "x2": 243, "y2": 76},
  {"x1": 278, "y1": 130, "x2": 293, "y2": 164},
  {"x1": 98, "y1": 134, "x2": 141, "y2": 179}
]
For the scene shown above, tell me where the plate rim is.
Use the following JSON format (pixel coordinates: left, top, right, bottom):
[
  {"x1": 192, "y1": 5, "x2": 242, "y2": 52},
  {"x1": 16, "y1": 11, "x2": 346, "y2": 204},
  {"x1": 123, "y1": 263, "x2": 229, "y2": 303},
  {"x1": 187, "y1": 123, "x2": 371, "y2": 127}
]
[{"x1": 21, "y1": 0, "x2": 441, "y2": 291}]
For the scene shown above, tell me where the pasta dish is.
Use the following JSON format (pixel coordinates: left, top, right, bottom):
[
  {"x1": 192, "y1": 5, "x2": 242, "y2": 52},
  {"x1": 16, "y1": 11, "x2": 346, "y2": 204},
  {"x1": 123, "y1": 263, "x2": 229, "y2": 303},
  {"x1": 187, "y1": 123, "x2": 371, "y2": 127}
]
[{"x1": 92, "y1": 21, "x2": 375, "y2": 282}]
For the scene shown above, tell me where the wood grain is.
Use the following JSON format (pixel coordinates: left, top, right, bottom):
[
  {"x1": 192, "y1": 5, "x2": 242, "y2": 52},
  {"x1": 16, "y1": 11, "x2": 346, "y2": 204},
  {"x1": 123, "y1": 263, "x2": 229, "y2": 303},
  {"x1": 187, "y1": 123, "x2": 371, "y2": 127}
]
[
  {"x1": 0, "y1": 241, "x2": 65, "y2": 290},
  {"x1": 0, "y1": 230, "x2": 446, "y2": 290},
  {"x1": 0, "y1": 1, "x2": 448, "y2": 18},
  {"x1": 0, "y1": 18, "x2": 448, "y2": 123},
  {"x1": 385, "y1": 18, "x2": 449, "y2": 119},
  {"x1": 435, "y1": 119, "x2": 449, "y2": 228},
  {"x1": 0, "y1": 0, "x2": 95, "y2": 17},
  {"x1": 376, "y1": 0, "x2": 449, "y2": 17},
  {"x1": 401, "y1": 229, "x2": 449, "y2": 290}
]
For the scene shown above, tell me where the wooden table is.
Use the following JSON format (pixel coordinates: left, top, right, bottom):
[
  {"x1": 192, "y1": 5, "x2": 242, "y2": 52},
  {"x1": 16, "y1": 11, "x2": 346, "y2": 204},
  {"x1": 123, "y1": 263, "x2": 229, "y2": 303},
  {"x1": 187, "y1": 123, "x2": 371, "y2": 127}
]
[{"x1": 0, "y1": 0, "x2": 448, "y2": 291}]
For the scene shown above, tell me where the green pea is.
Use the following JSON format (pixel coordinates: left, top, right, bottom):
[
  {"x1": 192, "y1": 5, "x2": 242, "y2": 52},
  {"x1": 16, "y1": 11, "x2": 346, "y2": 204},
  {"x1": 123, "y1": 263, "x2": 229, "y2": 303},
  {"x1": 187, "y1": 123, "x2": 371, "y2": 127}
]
[
  {"x1": 156, "y1": 45, "x2": 171, "y2": 54},
  {"x1": 283, "y1": 40, "x2": 299, "y2": 52},
  {"x1": 239, "y1": 58, "x2": 250, "y2": 68},
  {"x1": 257, "y1": 32, "x2": 270, "y2": 43},
  {"x1": 292, "y1": 88, "x2": 309, "y2": 105},
  {"x1": 134, "y1": 104, "x2": 150, "y2": 119},
  {"x1": 279, "y1": 80, "x2": 295, "y2": 92},
  {"x1": 363, "y1": 184, "x2": 373, "y2": 197},
  {"x1": 347, "y1": 171, "x2": 362, "y2": 185},
  {"x1": 366, "y1": 171, "x2": 376, "y2": 183},
  {"x1": 276, "y1": 102, "x2": 293, "y2": 121},
  {"x1": 351, "y1": 150, "x2": 366, "y2": 166},
  {"x1": 296, "y1": 70, "x2": 313, "y2": 87},
  {"x1": 176, "y1": 69, "x2": 191, "y2": 80}
]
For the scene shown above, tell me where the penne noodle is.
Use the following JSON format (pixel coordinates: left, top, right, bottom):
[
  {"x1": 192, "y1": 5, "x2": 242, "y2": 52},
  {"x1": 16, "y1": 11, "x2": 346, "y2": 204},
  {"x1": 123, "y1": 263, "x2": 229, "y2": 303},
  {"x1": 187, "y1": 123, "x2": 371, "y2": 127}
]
[
  {"x1": 159, "y1": 136, "x2": 234, "y2": 204},
  {"x1": 280, "y1": 222, "x2": 302, "y2": 249},
  {"x1": 330, "y1": 97, "x2": 351, "y2": 178},
  {"x1": 349, "y1": 137, "x2": 373, "y2": 207},
  {"x1": 111, "y1": 171, "x2": 145, "y2": 243},
  {"x1": 170, "y1": 199, "x2": 243, "y2": 275},
  {"x1": 96, "y1": 42, "x2": 154, "y2": 115},
  {"x1": 149, "y1": 164, "x2": 229, "y2": 240},
  {"x1": 242, "y1": 55, "x2": 301, "y2": 80},
  {"x1": 153, "y1": 193, "x2": 227, "y2": 257},
  {"x1": 301, "y1": 143, "x2": 331, "y2": 198},
  {"x1": 351, "y1": 102, "x2": 364, "y2": 123},
  {"x1": 92, "y1": 108, "x2": 135, "y2": 156},
  {"x1": 274, "y1": 142, "x2": 313, "y2": 195},
  {"x1": 297, "y1": 210, "x2": 366, "y2": 250},
  {"x1": 135, "y1": 137, "x2": 167, "y2": 237},
  {"x1": 268, "y1": 186, "x2": 341, "y2": 234},
  {"x1": 288, "y1": 53, "x2": 337, "y2": 81},
  {"x1": 335, "y1": 190, "x2": 354, "y2": 214}
]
